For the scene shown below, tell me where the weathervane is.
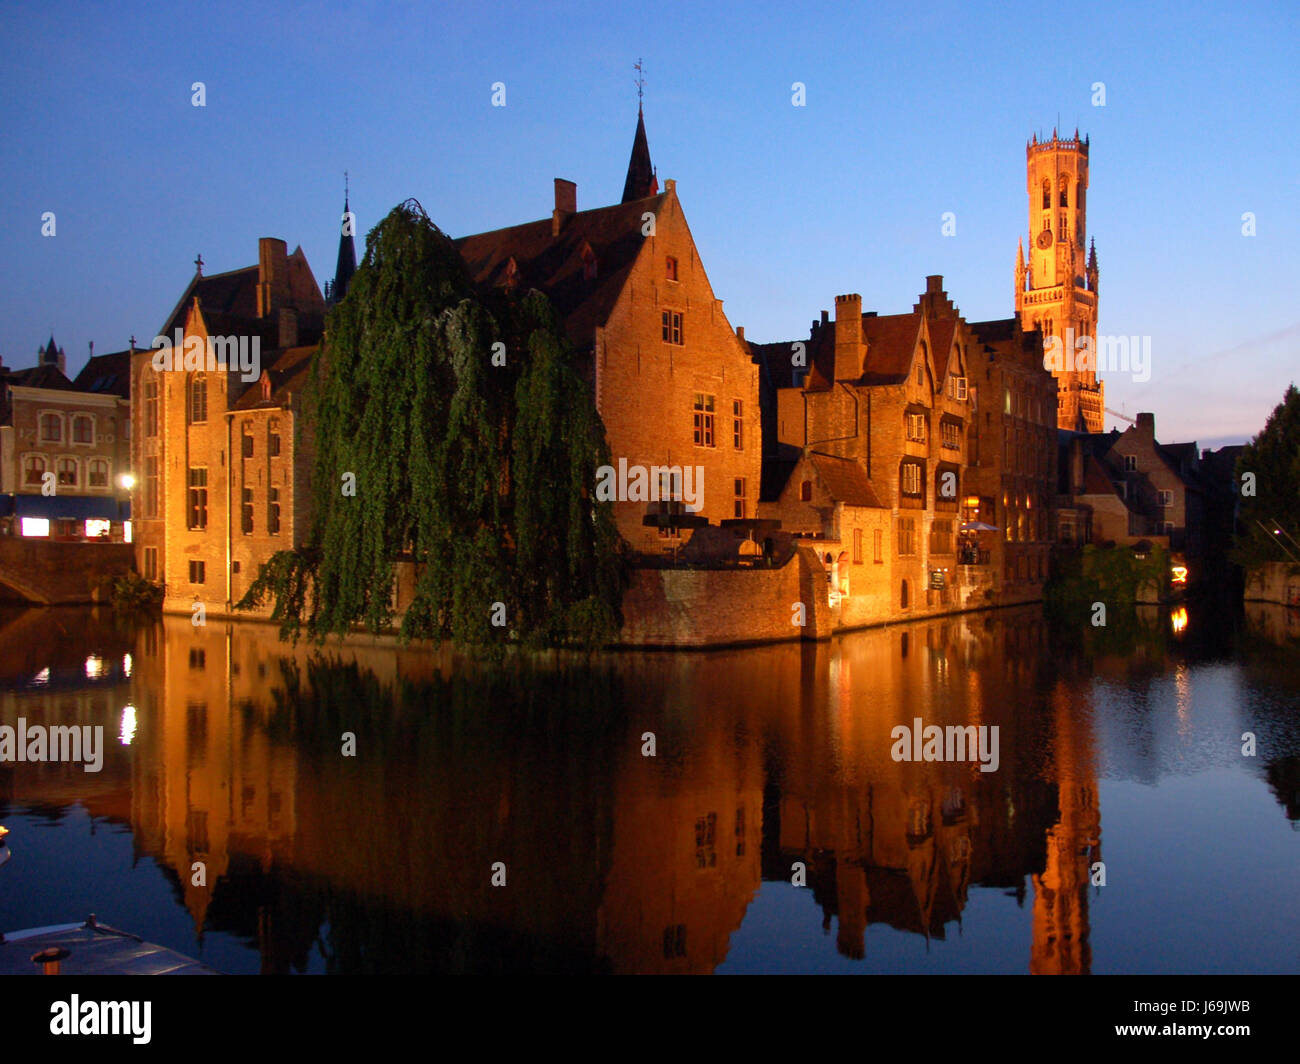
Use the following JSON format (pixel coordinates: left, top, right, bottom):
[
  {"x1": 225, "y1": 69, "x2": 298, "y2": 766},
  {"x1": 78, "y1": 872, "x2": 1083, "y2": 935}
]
[{"x1": 634, "y1": 58, "x2": 645, "y2": 112}]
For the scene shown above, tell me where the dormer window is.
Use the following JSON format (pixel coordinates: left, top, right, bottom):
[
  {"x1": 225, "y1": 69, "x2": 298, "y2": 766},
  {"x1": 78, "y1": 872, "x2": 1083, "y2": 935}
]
[
  {"x1": 261, "y1": 372, "x2": 272, "y2": 401},
  {"x1": 503, "y1": 256, "x2": 519, "y2": 290},
  {"x1": 581, "y1": 243, "x2": 597, "y2": 281}
]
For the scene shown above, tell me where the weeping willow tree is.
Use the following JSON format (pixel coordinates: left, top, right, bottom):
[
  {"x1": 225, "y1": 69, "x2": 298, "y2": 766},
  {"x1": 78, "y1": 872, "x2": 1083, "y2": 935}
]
[
  {"x1": 239, "y1": 199, "x2": 626, "y2": 649},
  {"x1": 1234, "y1": 383, "x2": 1300, "y2": 569}
]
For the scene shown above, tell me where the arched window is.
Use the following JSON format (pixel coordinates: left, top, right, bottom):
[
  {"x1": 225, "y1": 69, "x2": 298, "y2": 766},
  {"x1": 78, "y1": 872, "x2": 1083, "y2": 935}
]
[
  {"x1": 1041, "y1": 178, "x2": 1051, "y2": 210},
  {"x1": 800, "y1": 479, "x2": 812, "y2": 502},
  {"x1": 188, "y1": 373, "x2": 207, "y2": 424},
  {"x1": 1059, "y1": 176, "x2": 1070, "y2": 207},
  {"x1": 23, "y1": 455, "x2": 46, "y2": 485}
]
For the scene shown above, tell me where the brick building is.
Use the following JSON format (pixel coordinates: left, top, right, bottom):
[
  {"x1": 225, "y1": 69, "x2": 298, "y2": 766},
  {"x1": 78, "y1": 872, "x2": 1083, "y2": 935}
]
[
  {"x1": 0, "y1": 337, "x2": 132, "y2": 541},
  {"x1": 966, "y1": 316, "x2": 1058, "y2": 601},
  {"x1": 130, "y1": 239, "x2": 326, "y2": 615},
  {"x1": 454, "y1": 106, "x2": 761, "y2": 554}
]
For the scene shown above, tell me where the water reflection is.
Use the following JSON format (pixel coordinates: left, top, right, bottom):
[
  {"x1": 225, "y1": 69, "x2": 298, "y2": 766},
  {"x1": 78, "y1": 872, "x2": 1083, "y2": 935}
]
[{"x1": 0, "y1": 600, "x2": 1297, "y2": 974}]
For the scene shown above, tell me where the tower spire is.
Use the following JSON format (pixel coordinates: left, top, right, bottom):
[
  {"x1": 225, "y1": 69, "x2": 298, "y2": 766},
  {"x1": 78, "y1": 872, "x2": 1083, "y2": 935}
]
[
  {"x1": 621, "y1": 61, "x2": 657, "y2": 202},
  {"x1": 330, "y1": 173, "x2": 357, "y2": 306}
]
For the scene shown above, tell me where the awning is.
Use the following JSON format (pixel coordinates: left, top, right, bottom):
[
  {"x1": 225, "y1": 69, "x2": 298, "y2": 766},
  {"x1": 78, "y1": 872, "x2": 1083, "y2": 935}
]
[
  {"x1": 1, "y1": 494, "x2": 130, "y2": 521},
  {"x1": 960, "y1": 521, "x2": 1000, "y2": 532}
]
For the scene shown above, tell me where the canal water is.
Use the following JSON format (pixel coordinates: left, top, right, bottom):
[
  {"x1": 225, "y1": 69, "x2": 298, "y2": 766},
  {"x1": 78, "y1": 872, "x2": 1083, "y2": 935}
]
[{"x1": 0, "y1": 602, "x2": 1296, "y2": 974}]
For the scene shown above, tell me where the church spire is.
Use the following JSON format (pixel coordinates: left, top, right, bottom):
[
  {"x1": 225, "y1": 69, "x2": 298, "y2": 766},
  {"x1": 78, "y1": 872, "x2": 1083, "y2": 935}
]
[
  {"x1": 330, "y1": 173, "x2": 357, "y2": 306},
  {"x1": 621, "y1": 61, "x2": 657, "y2": 203}
]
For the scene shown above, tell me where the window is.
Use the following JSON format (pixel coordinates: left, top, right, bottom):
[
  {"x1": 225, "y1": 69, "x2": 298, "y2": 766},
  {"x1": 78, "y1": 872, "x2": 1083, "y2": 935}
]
[
  {"x1": 144, "y1": 456, "x2": 159, "y2": 518},
  {"x1": 733, "y1": 478, "x2": 746, "y2": 519},
  {"x1": 930, "y1": 518, "x2": 954, "y2": 555},
  {"x1": 189, "y1": 560, "x2": 206, "y2": 584},
  {"x1": 732, "y1": 400, "x2": 743, "y2": 449},
  {"x1": 662, "y1": 310, "x2": 683, "y2": 345},
  {"x1": 241, "y1": 488, "x2": 254, "y2": 534},
  {"x1": 874, "y1": 528, "x2": 883, "y2": 563},
  {"x1": 692, "y1": 393, "x2": 714, "y2": 447},
  {"x1": 1060, "y1": 177, "x2": 1069, "y2": 208},
  {"x1": 662, "y1": 925, "x2": 686, "y2": 959},
  {"x1": 269, "y1": 418, "x2": 281, "y2": 457},
  {"x1": 906, "y1": 413, "x2": 926, "y2": 441},
  {"x1": 57, "y1": 457, "x2": 78, "y2": 486},
  {"x1": 188, "y1": 373, "x2": 207, "y2": 424},
  {"x1": 72, "y1": 415, "x2": 93, "y2": 444},
  {"x1": 88, "y1": 458, "x2": 108, "y2": 487},
  {"x1": 1158, "y1": 489, "x2": 1173, "y2": 507},
  {"x1": 947, "y1": 375, "x2": 968, "y2": 401},
  {"x1": 1042, "y1": 178, "x2": 1051, "y2": 210},
  {"x1": 942, "y1": 421, "x2": 961, "y2": 450},
  {"x1": 241, "y1": 432, "x2": 253, "y2": 458},
  {"x1": 268, "y1": 487, "x2": 281, "y2": 534},
  {"x1": 665, "y1": 256, "x2": 678, "y2": 281},
  {"x1": 901, "y1": 462, "x2": 923, "y2": 496},
  {"x1": 1123, "y1": 454, "x2": 1137, "y2": 472},
  {"x1": 40, "y1": 413, "x2": 62, "y2": 442},
  {"x1": 144, "y1": 376, "x2": 159, "y2": 437},
  {"x1": 915, "y1": 364, "x2": 923, "y2": 387},
  {"x1": 800, "y1": 479, "x2": 812, "y2": 502},
  {"x1": 23, "y1": 454, "x2": 46, "y2": 485},
  {"x1": 853, "y1": 528, "x2": 863, "y2": 564},
  {"x1": 143, "y1": 546, "x2": 158, "y2": 581},
  {"x1": 188, "y1": 468, "x2": 208, "y2": 530},
  {"x1": 900, "y1": 579, "x2": 910, "y2": 609},
  {"x1": 695, "y1": 812, "x2": 717, "y2": 869},
  {"x1": 581, "y1": 245, "x2": 597, "y2": 280},
  {"x1": 897, "y1": 517, "x2": 916, "y2": 556}
]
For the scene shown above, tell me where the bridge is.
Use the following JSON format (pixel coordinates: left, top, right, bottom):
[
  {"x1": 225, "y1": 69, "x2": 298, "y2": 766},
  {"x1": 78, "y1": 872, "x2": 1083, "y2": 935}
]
[{"x1": 0, "y1": 538, "x2": 134, "y2": 605}]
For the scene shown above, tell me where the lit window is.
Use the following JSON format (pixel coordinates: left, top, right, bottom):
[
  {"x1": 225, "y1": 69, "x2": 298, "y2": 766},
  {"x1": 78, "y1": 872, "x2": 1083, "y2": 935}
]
[
  {"x1": 692, "y1": 393, "x2": 714, "y2": 447},
  {"x1": 21, "y1": 517, "x2": 50, "y2": 538}
]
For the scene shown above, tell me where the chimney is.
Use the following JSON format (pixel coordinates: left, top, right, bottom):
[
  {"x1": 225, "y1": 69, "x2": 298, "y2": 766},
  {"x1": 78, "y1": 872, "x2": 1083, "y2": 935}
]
[
  {"x1": 834, "y1": 294, "x2": 862, "y2": 381},
  {"x1": 279, "y1": 307, "x2": 299, "y2": 349},
  {"x1": 926, "y1": 275, "x2": 943, "y2": 294},
  {"x1": 553, "y1": 179, "x2": 576, "y2": 236},
  {"x1": 735, "y1": 325, "x2": 744, "y2": 342},
  {"x1": 1136, "y1": 412, "x2": 1155, "y2": 435},
  {"x1": 664, "y1": 178, "x2": 676, "y2": 194},
  {"x1": 257, "y1": 238, "x2": 291, "y2": 318},
  {"x1": 821, "y1": 310, "x2": 829, "y2": 325}
]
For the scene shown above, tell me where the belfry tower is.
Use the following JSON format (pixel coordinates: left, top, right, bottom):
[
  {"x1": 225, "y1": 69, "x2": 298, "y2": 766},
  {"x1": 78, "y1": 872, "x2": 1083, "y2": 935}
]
[{"x1": 1016, "y1": 130, "x2": 1103, "y2": 432}]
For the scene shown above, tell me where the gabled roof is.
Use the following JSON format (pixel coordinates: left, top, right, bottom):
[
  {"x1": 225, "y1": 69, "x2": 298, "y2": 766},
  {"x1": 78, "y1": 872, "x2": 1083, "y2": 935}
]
[
  {"x1": 1080, "y1": 454, "x2": 1117, "y2": 496},
  {"x1": 454, "y1": 193, "x2": 667, "y2": 349},
  {"x1": 158, "y1": 266, "x2": 260, "y2": 337},
  {"x1": 861, "y1": 312, "x2": 921, "y2": 384},
  {"x1": 72, "y1": 349, "x2": 132, "y2": 397},
  {"x1": 230, "y1": 345, "x2": 317, "y2": 411},
  {"x1": 927, "y1": 319, "x2": 957, "y2": 381},
  {"x1": 808, "y1": 451, "x2": 884, "y2": 508}
]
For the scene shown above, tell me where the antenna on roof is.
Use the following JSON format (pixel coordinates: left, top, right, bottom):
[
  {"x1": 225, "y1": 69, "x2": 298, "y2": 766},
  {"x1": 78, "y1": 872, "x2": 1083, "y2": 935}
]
[{"x1": 634, "y1": 58, "x2": 645, "y2": 113}]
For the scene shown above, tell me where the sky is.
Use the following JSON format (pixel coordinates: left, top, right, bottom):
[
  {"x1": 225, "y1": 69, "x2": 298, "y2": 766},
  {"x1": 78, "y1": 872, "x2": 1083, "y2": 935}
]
[{"x1": 2, "y1": 0, "x2": 1296, "y2": 445}]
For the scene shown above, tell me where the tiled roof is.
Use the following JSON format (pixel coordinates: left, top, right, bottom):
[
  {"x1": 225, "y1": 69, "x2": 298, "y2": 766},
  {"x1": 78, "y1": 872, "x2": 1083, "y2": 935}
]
[
  {"x1": 231, "y1": 345, "x2": 317, "y2": 411},
  {"x1": 861, "y1": 312, "x2": 920, "y2": 384},
  {"x1": 158, "y1": 266, "x2": 261, "y2": 338},
  {"x1": 6, "y1": 364, "x2": 75, "y2": 390},
  {"x1": 1081, "y1": 455, "x2": 1117, "y2": 496},
  {"x1": 72, "y1": 349, "x2": 132, "y2": 397},
  {"x1": 454, "y1": 193, "x2": 666, "y2": 350},
  {"x1": 809, "y1": 451, "x2": 884, "y2": 508}
]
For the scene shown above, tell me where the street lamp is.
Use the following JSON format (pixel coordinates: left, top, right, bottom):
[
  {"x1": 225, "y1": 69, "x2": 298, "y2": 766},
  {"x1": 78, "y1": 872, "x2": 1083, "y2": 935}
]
[{"x1": 119, "y1": 473, "x2": 136, "y2": 490}]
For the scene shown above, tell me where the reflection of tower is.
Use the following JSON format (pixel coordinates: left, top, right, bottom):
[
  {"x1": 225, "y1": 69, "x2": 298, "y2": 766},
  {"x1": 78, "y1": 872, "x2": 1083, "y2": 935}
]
[
  {"x1": 1030, "y1": 683, "x2": 1101, "y2": 974},
  {"x1": 1015, "y1": 130, "x2": 1103, "y2": 433}
]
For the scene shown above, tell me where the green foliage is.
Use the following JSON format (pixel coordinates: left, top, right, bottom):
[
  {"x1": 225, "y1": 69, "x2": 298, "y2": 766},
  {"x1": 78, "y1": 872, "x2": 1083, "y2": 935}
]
[
  {"x1": 110, "y1": 571, "x2": 163, "y2": 613},
  {"x1": 1046, "y1": 542, "x2": 1169, "y2": 619},
  {"x1": 239, "y1": 200, "x2": 625, "y2": 650},
  {"x1": 1234, "y1": 383, "x2": 1300, "y2": 568}
]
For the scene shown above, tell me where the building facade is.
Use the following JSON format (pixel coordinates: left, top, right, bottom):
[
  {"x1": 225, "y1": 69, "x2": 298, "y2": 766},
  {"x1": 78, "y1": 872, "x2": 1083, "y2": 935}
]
[{"x1": 1016, "y1": 131, "x2": 1103, "y2": 432}]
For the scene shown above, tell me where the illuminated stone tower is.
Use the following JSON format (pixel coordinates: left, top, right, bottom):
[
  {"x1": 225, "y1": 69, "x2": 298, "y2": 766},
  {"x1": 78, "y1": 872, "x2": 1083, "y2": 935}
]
[{"x1": 1015, "y1": 130, "x2": 1104, "y2": 432}]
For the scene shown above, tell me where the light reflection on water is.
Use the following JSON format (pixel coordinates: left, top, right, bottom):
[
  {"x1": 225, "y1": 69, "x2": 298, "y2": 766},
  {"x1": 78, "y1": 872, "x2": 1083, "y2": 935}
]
[{"x1": 0, "y1": 602, "x2": 1296, "y2": 974}]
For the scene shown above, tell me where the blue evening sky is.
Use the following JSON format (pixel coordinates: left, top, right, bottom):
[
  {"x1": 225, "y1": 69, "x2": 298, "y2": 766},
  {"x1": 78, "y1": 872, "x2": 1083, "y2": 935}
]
[{"x1": 2, "y1": 0, "x2": 1296, "y2": 444}]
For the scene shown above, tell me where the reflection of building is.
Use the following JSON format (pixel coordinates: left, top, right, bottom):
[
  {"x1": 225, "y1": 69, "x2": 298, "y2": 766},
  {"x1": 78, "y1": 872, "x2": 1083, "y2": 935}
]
[{"x1": 0, "y1": 340, "x2": 132, "y2": 541}]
